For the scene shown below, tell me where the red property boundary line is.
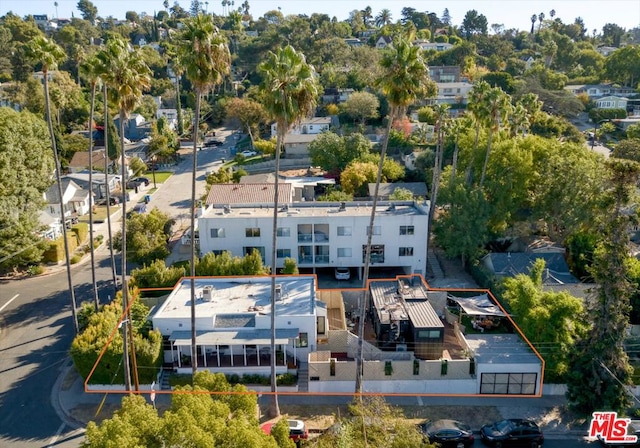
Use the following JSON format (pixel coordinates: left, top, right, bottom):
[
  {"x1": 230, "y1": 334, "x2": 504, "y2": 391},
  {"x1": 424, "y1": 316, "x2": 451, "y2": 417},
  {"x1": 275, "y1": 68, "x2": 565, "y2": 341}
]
[{"x1": 84, "y1": 274, "x2": 544, "y2": 399}]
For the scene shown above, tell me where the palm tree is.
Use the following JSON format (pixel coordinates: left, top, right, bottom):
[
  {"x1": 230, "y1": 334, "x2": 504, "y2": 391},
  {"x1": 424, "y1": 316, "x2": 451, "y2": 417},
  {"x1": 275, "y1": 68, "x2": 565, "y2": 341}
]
[
  {"x1": 26, "y1": 36, "x2": 79, "y2": 333},
  {"x1": 258, "y1": 45, "x2": 319, "y2": 418},
  {"x1": 530, "y1": 14, "x2": 537, "y2": 34},
  {"x1": 97, "y1": 34, "x2": 151, "y2": 391},
  {"x1": 362, "y1": 6, "x2": 373, "y2": 27},
  {"x1": 80, "y1": 53, "x2": 103, "y2": 311},
  {"x1": 375, "y1": 8, "x2": 392, "y2": 27},
  {"x1": 178, "y1": 13, "x2": 231, "y2": 379},
  {"x1": 538, "y1": 12, "x2": 545, "y2": 33},
  {"x1": 466, "y1": 80, "x2": 491, "y2": 184},
  {"x1": 102, "y1": 83, "x2": 118, "y2": 297},
  {"x1": 428, "y1": 103, "x2": 450, "y2": 235},
  {"x1": 479, "y1": 87, "x2": 512, "y2": 188},
  {"x1": 355, "y1": 38, "x2": 432, "y2": 395}
]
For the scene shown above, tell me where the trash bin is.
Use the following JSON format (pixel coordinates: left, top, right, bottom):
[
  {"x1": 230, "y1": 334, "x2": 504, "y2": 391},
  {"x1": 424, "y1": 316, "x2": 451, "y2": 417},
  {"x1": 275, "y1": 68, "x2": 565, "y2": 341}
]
[
  {"x1": 144, "y1": 194, "x2": 151, "y2": 204},
  {"x1": 221, "y1": 158, "x2": 225, "y2": 163}
]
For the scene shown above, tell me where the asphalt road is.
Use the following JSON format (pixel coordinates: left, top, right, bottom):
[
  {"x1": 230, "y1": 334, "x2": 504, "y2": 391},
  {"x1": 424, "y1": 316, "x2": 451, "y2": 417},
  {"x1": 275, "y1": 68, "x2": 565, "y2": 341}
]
[{"x1": 0, "y1": 252, "x2": 114, "y2": 447}]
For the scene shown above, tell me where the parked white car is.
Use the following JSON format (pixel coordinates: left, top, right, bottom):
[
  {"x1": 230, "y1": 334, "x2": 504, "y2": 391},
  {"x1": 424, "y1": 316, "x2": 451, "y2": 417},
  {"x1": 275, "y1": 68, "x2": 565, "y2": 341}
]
[
  {"x1": 240, "y1": 150, "x2": 257, "y2": 157},
  {"x1": 334, "y1": 267, "x2": 351, "y2": 280}
]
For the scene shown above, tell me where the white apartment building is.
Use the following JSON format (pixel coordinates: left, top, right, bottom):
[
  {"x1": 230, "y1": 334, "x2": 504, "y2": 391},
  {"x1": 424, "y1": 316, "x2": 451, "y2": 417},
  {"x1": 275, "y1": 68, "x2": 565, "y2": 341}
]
[{"x1": 198, "y1": 201, "x2": 429, "y2": 277}]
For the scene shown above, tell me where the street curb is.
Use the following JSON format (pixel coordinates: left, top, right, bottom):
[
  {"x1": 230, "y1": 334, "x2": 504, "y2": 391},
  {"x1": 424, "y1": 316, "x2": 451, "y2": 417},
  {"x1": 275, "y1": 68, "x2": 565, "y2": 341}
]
[{"x1": 50, "y1": 357, "x2": 86, "y2": 431}]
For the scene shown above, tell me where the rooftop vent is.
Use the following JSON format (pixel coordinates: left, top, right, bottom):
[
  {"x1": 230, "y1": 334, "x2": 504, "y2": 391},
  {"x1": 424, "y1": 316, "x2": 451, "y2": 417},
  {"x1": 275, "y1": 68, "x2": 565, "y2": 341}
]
[
  {"x1": 338, "y1": 202, "x2": 346, "y2": 212},
  {"x1": 223, "y1": 205, "x2": 231, "y2": 214},
  {"x1": 202, "y1": 285, "x2": 213, "y2": 301}
]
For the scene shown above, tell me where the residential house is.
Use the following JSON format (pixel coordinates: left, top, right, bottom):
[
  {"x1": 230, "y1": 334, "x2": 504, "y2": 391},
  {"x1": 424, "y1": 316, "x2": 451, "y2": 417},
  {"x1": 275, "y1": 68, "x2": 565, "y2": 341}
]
[
  {"x1": 237, "y1": 175, "x2": 335, "y2": 202},
  {"x1": 204, "y1": 183, "x2": 294, "y2": 207},
  {"x1": 367, "y1": 182, "x2": 428, "y2": 200},
  {"x1": 597, "y1": 46, "x2": 618, "y2": 56},
  {"x1": 481, "y1": 252, "x2": 579, "y2": 285},
  {"x1": 198, "y1": 200, "x2": 429, "y2": 275},
  {"x1": 376, "y1": 36, "x2": 393, "y2": 49},
  {"x1": 564, "y1": 83, "x2": 637, "y2": 99},
  {"x1": 38, "y1": 210, "x2": 62, "y2": 240},
  {"x1": 414, "y1": 41, "x2": 454, "y2": 52},
  {"x1": 344, "y1": 38, "x2": 364, "y2": 47},
  {"x1": 283, "y1": 134, "x2": 319, "y2": 158},
  {"x1": 152, "y1": 275, "x2": 324, "y2": 375},
  {"x1": 157, "y1": 108, "x2": 178, "y2": 130},
  {"x1": 43, "y1": 179, "x2": 91, "y2": 224},
  {"x1": 613, "y1": 116, "x2": 640, "y2": 131},
  {"x1": 64, "y1": 171, "x2": 121, "y2": 200},
  {"x1": 310, "y1": 275, "x2": 543, "y2": 395},
  {"x1": 428, "y1": 66, "x2": 461, "y2": 83},
  {"x1": 434, "y1": 82, "x2": 474, "y2": 106},
  {"x1": 321, "y1": 88, "x2": 355, "y2": 104},
  {"x1": 68, "y1": 149, "x2": 111, "y2": 173},
  {"x1": 520, "y1": 55, "x2": 535, "y2": 70},
  {"x1": 271, "y1": 116, "x2": 338, "y2": 137},
  {"x1": 595, "y1": 95, "x2": 629, "y2": 110},
  {"x1": 113, "y1": 113, "x2": 152, "y2": 141}
]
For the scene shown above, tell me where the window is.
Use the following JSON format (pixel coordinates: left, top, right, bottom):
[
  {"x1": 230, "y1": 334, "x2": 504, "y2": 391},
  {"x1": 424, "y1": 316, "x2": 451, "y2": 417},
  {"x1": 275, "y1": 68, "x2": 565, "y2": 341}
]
[
  {"x1": 245, "y1": 227, "x2": 260, "y2": 237},
  {"x1": 277, "y1": 248, "x2": 291, "y2": 258},
  {"x1": 399, "y1": 247, "x2": 414, "y2": 256},
  {"x1": 480, "y1": 373, "x2": 537, "y2": 395},
  {"x1": 277, "y1": 227, "x2": 290, "y2": 237},
  {"x1": 337, "y1": 226, "x2": 352, "y2": 236},
  {"x1": 210, "y1": 228, "x2": 225, "y2": 238},
  {"x1": 338, "y1": 248, "x2": 352, "y2": 258},
  {"x1": 366, "y1": 226, "x2": 381, "y2": 236},
  {"x1": 418, "y1": 330, "x2": 441, "y2": 338},
  {"x1": 296, "y1": 332, "x2": 308, "y2": 348},
  {"x1": 362, "y1": 244, "x2": 384, "y2": 263},
  {"x1": 399, "y1": 225, "x2": 414, "y2": 235}
]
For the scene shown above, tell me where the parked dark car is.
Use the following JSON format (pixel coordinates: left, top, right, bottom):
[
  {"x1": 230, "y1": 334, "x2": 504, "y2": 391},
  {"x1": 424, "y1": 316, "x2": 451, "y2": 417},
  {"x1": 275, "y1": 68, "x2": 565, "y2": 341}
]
[
  {"x1": 481, "y1": 419, "x2": 543, "y2": 447},
  {"x1": 96, "y1": 196, "x2": 119, "y2": 206},
  {"x1": 204, "y1": 138, "x2": 224, "y2": 147},
  {"x1": 420, "y1": 419, "x2": 474, "y2": 448},
  {"x1": 133, "y1": 177, "x2": 150, "y2": 186}
]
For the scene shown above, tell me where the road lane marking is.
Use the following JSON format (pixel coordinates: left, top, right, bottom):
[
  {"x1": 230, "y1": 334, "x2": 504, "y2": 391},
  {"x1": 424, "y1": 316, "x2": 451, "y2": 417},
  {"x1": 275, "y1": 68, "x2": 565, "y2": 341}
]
[{"x1": 0, "y1": 294, "x2": 18, "y2": 313}]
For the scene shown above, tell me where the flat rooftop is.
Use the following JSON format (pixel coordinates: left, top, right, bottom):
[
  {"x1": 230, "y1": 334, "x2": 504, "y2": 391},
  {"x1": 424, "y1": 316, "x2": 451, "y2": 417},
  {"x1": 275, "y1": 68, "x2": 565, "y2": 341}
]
[
  {"x1": 466, "y1": 334, "x2": 541, "y2": 364},
  {"x1": 154, "y1": 276, "x2": 316, "y2": 321},
  {"x1": 203, "y1": 201, "x2": 429, "y2": 219}
]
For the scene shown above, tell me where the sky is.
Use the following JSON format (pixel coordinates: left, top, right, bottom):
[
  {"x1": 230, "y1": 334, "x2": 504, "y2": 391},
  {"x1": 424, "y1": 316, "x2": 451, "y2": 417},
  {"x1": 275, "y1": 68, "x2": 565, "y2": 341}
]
[{"x1": 1, "y1": 0, "x2": 639, "y2": 33}]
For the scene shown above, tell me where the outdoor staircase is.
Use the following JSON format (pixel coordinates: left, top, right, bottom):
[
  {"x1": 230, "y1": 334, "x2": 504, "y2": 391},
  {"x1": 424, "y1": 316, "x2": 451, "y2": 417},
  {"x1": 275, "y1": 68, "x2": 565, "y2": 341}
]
[
  {"x1": 297, "y1": 361, "x2": 309, "y2": 392},
  {"x1": 427, "y1": 245, "x2": 445, "y2": 279},
  {"x1": 160, "y1": 366, "x2": 172, "y2": 390}
]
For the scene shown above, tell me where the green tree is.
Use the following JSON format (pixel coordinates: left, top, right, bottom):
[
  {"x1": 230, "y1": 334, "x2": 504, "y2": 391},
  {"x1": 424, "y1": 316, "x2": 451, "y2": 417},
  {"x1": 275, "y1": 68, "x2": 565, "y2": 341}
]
[
  {"x1": 281, "y1": 257, "x2": 299, "y2": 274},
  {"x1": 178, "y1": 13, "x2": 231, "y2": 379},
  {"x1": 389, "y1": 187, "x2": 414, "y2": 200},
  {"x1": 0, "y1": 108, "x2": 54, "y2": 270},
  {"x1": 317, "y1": 188, "x2": 353, "y2": 202},
  {"x1": 224, "y1": 97, "x2": 267, "y2": 148},
  {"x1": 626, "y1": 124, "x2": 640, "y2": 140},
  {"x1": 341, "y1": 91, "x2": 380, "y2": 125},
  {"x1": 26, "y1": 35, "x2": 79, "y2": 333},
  {"x1": 566, "y1": 159, "x2": 640, "y2": 414},
  {"x1": 502, "y1": 259, "x2": 586, "y2": 381},
  {"x1": 113, "y1": 208, "x2": 171, "y2": 265},
  {"x1": 76, "y1": 0, "x2": 98, "y2": 23},
  {"x1": 612, "y1": 138, "x2": 640, "y2": 162},
  {"x1": 604, "y1": 46, "x2": 640, "y2": 88},
  {"x1": 461, "y1": 9, "x2": 488, "y2": 39},
  {"x1": 130, "y1": 259, "x2": 185, "y2": 288},
  {"x1": 479, "y1": 86, "x2": 512, "y2": 188},
  {"x1": 259, "y1": 44, "x2": 319, "y2": 417},
  {"x1": 308, "y1": 132, "x2": 371, "y2": 176},
  {"x1": 97, "y1": 33, "x2": 152, "y2": 390}
]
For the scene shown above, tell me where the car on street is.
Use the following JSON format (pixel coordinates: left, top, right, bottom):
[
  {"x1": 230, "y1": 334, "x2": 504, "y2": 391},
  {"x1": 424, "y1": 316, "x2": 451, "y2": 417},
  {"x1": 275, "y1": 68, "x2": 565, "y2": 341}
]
[
  {"x1": 133, "y1": 177, "x2": 150, "y2": 186},
  {"x1": 480, "y1": 418, "x2": 543, "y2": 447},
  {"x1": 96, "y1": 196, "x2": 119, "y2": 206},
  {"x1": 204, "y1": 139, "x2": 224, "y2": 147},
  {"x1": 420, "y1": 419, "x2": 474, "y2": 448},
  {"x1": 334, "y1": 267, "x2": 351, "y2": 280},
  {"x1": 239, "y1": 150, "x2": 258, "y2": 157},
  {"x1": 261, "y1": 419, "x2": 309, "y2": 442}
]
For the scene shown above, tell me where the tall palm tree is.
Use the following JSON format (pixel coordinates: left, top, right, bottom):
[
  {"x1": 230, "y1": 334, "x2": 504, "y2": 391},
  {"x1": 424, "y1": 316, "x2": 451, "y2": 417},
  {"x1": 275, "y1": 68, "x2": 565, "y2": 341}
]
[
  {"x1": 102, "y1": 83, "x2": 118, "y2": 297},
  {"x1": 530, "y1": 14, "x2": 537, "y2": 34},
  {"x1": 428, "y1": 103, "x2": 450, "y2": 235},
  {"x1": 26, "y1": 36, "x2": 79, "y2": 333},
  {"x1": 375, "y1": 9, "x2": 392, "y2": 27},
  {"x1": 479, "y1": 87, "x2": 512, "y2": 188},
  {"x1": 466, "y1": 80, "x2": 491, "y2": 184},
  {"x1": 178, "y1": 13, "x2": 231, "y2": 379},
  {"x1": 258, "y1": 45, "x2": 319, "y2": 418},
  {"x1": 355, "y1": 38, "x2": 432, "y2": 395},
  {"x1": 97, "y1": 34, "x2": 151, "y2": 391},
  {"x1": 80, "y1": 54, "x2": 102, "y2": 311}
]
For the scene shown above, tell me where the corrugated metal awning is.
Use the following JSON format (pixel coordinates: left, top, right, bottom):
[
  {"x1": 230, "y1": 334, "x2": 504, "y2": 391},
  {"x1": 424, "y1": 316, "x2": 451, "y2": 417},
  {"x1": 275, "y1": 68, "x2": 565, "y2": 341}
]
[{"x1": 169, "y1": 328, "x2": 299, "y2": 347}]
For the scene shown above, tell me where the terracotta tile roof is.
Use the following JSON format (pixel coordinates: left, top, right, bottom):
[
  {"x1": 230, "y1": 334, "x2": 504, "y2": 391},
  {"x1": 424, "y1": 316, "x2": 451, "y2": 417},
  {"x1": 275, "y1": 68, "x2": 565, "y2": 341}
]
[{"x1": 205, "y1": 183, "x2": 293, "y2": 206}]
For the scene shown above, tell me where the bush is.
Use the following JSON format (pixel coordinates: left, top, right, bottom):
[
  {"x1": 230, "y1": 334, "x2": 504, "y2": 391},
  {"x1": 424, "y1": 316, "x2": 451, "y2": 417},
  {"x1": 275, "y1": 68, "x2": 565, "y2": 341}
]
[
  {"x1": 70, "y1": 255, "x2": 82, "y2": 264},
  {"x1": 26, "y1": 265, "x2": 45, "y2": 276},
  {"x1": 42, "y1": 234, "x2": 79, "y2": 263}
]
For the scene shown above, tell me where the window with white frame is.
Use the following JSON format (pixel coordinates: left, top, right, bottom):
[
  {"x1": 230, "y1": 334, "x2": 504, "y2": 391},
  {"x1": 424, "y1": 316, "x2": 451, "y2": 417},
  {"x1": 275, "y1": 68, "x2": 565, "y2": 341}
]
[
  {"x1": 399, "y1": 225, "x2": 414, "y2": 235},
  {"x1": 337, "y1": 226, "x2": 352, "y2": 236},
  {"x1": 245, "y1": 227, "x2": 260, "y2": 237},
  {"x1": 399, "y1": 247, "x2": 414, "y2": 256},
  {"x1": 338, "y1": 248, "x2": 352, "y2": 257},
  {"x1": 366, "y1": 226, "x2": 381, "y2": 236},
  {"x1": 277, "y1": 227, "x2": 290, "y2": 237},
  {"x1": 210, "y1": 228, "x2": 225, "y2": 238}
]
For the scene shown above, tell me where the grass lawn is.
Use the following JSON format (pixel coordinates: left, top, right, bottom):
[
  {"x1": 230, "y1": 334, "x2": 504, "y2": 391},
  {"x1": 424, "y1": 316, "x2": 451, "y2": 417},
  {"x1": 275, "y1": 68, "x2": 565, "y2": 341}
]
[
  {"x1": 145, "y1": 171, "x2": 173, "y2": 183},
  {"x1": 79, "y1": 205, "x2": 118, "y2": 223}
]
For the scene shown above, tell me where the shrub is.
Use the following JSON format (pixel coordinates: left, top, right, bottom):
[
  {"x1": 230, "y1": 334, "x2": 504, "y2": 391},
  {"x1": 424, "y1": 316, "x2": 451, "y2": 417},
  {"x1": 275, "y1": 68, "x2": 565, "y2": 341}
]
[
  {"x1": 70, "y1": 255, "x2": 81, "y2": 264},
  {"x1": 72, "y1": 222, "x2": 89, "y2": 244},
  {"x1": 26, "y1": 265, "x2": 45, "y2": 276}
]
